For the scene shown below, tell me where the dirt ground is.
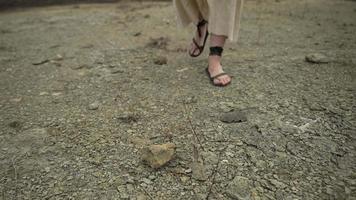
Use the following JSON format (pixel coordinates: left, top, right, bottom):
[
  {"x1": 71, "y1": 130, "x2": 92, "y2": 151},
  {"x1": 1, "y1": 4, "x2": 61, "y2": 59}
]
[{"x1": 0, "y1": 0, "x2": 355, "y2": 199}]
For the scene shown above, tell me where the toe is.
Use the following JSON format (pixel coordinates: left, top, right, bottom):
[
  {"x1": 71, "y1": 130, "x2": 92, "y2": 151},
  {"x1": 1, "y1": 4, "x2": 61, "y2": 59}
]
[
  {"x1": 225, "y1": 76, "x2": 231, "y2": 85},
  {"x1": 225, "y1": 76, "x2": 231, "y2": 84},
  {"x1": 220, "y1": 75, "x2": 231, "y2": 86},
  {"x1": 214, "y1": 77, "x2": 221, "y2": 85}
]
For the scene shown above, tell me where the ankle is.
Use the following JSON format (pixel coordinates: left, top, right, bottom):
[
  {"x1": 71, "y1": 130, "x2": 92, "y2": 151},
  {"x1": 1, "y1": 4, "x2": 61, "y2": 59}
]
[{"x1": 208, "y1": 58, "x2": 221, "y2": 69}]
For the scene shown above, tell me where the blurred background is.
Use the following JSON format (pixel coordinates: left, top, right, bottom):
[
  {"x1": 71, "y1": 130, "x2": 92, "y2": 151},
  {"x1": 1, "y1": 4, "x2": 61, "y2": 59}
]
[{"x1": 0, "y1": 0, "x2": 169, "y2": 10}]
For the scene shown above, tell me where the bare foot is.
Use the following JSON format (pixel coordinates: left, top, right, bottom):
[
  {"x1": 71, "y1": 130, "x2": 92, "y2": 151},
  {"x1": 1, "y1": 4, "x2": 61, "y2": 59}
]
[{"x1": 208, "y1": 55, "x2": 231, "y2": 86}]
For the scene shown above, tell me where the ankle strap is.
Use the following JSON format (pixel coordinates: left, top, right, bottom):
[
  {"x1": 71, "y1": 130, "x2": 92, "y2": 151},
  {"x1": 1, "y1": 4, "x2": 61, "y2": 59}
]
[{"x1": 209, "y1": 46, "x2": 223, "y2": 56}]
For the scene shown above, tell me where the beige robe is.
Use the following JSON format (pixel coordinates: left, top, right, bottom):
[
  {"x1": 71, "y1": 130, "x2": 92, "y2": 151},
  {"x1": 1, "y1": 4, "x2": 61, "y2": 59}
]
[{"x1": 173, "y1": 0, "x2": 244, "y2": 42}]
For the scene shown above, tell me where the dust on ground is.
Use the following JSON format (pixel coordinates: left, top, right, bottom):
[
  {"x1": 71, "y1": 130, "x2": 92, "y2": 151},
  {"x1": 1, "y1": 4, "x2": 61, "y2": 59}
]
[{"x1": 0, "y1": 0, "x2": 355, "y2": 199}]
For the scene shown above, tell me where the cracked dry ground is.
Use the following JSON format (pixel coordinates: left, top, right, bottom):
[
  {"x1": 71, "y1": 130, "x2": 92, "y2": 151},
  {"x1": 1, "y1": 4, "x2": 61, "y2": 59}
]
[{"x1": 0, "y1": 0, "x2": 355, "y2": 199}]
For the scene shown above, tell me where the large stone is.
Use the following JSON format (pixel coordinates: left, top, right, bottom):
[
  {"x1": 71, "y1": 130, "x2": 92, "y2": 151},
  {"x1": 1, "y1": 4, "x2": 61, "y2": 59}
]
[
  {"x1": 221, "y1": 110, "x2": 247, "y2": 123},
  {"x1": 141, "y1": 143, "x2": 175, "y2": 169},
  {"x1": 225, "y1": 176, "x2": 252, "y2": 200}
]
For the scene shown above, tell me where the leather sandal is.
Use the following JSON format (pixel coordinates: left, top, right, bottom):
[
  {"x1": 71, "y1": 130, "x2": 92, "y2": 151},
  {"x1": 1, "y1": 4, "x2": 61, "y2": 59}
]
[
  {"x1": 206, "y1": 46, "x2": 232, "y2": 87},
  {"x1": 189, "y1": 19, "x2": 209, "y2": 57}
]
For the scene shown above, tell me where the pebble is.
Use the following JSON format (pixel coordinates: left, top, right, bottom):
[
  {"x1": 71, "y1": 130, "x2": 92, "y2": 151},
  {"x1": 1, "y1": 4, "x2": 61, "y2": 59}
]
[
  {"x1": 180, "y1": 176, "x2": 190, "y2": 183},
  {"x1": 226, "y1": 151, "x2": 235, "y2": 157},
  {"x1": 305, "y1": 53, "x2": 330, "y2": 64},
  {"x1": 269, "y1": 179, "x2": 287, "y2": 189},
  {"x1": 184, "y1": 168, "x2": 192, "y2": 174},
  {"x1": 141, "y1": 178, "x2": 152, "y2": 185},
  {"x1": 88, "y1": 101, "x2": 99, "y2": 110},
  {"x1": 8, "y1": 121, "x2": 21, "y2": 128},
  {"x1": 148, "y1": 175, "x2": 156, "y2": 180},
  {"x1": 153, "y1": 56, "x2": 168, "y2": 65},
  {"x1": 51, "y1": 92, "x2": 62, "y2": 96},
  {"x1": 111, "y1": 68, "x2": 124, "y2": 74},
  {"x1": 44, "y1": 167, "x2": 50, "y2": 173}
]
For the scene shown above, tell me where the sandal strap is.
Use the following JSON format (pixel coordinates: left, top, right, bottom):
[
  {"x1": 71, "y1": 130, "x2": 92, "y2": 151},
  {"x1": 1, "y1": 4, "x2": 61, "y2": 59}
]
[
  {"x1": 196, "y1": 19, "x2": 208, "y2": 37},
  {"x1": 211, "y1": 72, "x2": 228, "y2": 80},
  {"x1": 209, "y1": 46, "x2": 224, "y2": 56},
  {"x1": 192, "y1": 38, "x2": 204, "y2": 50},
  {"x1": 190, "y1": 30, "x2": 209, "y2": 57}
]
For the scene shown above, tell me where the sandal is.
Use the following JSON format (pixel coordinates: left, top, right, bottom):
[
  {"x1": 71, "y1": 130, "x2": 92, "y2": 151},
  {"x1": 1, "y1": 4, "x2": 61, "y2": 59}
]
[
  {"x1": 205, "y1": 47, "x2": 232, "y2": 87},
  {"x1": 189, "y1": 19, "x2": 209, "y2": 57}
]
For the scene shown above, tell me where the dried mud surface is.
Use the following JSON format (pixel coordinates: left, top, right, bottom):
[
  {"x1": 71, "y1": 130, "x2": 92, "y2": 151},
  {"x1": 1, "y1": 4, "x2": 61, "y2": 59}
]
[{"x1": 0, "y1": 0, "x2": 355, "y2": 199}]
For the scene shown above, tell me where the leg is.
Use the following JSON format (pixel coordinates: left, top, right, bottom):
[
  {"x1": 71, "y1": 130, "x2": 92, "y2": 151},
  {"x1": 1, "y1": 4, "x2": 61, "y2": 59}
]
[
  {"x1": 207, "y1": 34, "x2": 231, "y2": 86},
  {"x1": 173, "y1": 0, "x2": 209, "y2": 57}
]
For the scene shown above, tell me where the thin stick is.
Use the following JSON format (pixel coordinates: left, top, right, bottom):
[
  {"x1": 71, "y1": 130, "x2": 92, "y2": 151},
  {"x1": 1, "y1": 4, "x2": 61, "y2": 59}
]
[
  {"x1": 11, "y1": 157, "x2": 17, "y2": 182},
  {"x1": 11, "y1": 156, "x2": 18, "y2": 200},
  {"x1": 183, "y1": 104, "x2": 205, "y2": 152},
  {"x1": 140, "y1": 187, "x2": 154, "y2": 200},
  {"x1": 205, "y1": 146, "x2": 228, "y2": 200}
]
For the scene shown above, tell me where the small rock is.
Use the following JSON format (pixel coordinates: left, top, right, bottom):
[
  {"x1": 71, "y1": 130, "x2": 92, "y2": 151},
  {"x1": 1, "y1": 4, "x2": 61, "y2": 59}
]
[
  {"x1": 225, "y1": 176, "x2": 252, "y2": 200},
  {"x1": 220, "y1": 110, "x2": 247, "y2": 123},
  {"x1": 141, "y1": 143, "x2": 176, "y2": 169},
  {"x1": 141, "y1": 178, "x2": 152, "y2": 185},
  {"x1": 33, "y1": 59, "x2": 50, "y2": 65},
  {"x1": 111, "y1": 68, "x2": 124, "y2": 74},
  {"x1": 305, "y1": 53, "x2": 330, "y2": 64},
  {"x1": 269, "y1": 179, "x2": 287, "y2": 189},
  {"x1": 52, "y1": 92, "x2": 62, "y2": 96},
  {"x1": 88, "y1": 101, "x2": 99, "y2": 110},
  {"x1": 183, "y1": 96, "x2": 197, "y2": 104},
  {"x1": 8, "y1": 121, "x2": 21, "y2": 129},
  {"x1": 122, "y1": 174, "x2": 135, "y2": 184},
  {"x1": 55, "y1": 54, "x2": 64, "y2": 60},
  {"x1": 148, "y1": 175, "x2": 156, "y2": 180},
  {"x1": 153, "y1": 56, "x2": 168, "y2": 65},
  {"x1": 117, "y1": 114, "x2": 139, "y2": 123},
  {"x1": 133, "y1": 32, "x2": 142, "y2": 37},
  {"x1": 191, "y1": 161, "x2": 207, "y2": 181},
  {"x1": 44, "y1": 167, "x2": 50, "y2": 173},
  {"x1": 180, "y1": 176, "x2": 190, "y2": 183},
  {"x1": 71, "y1": 64, "x2": 87, "y2": 70}
]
